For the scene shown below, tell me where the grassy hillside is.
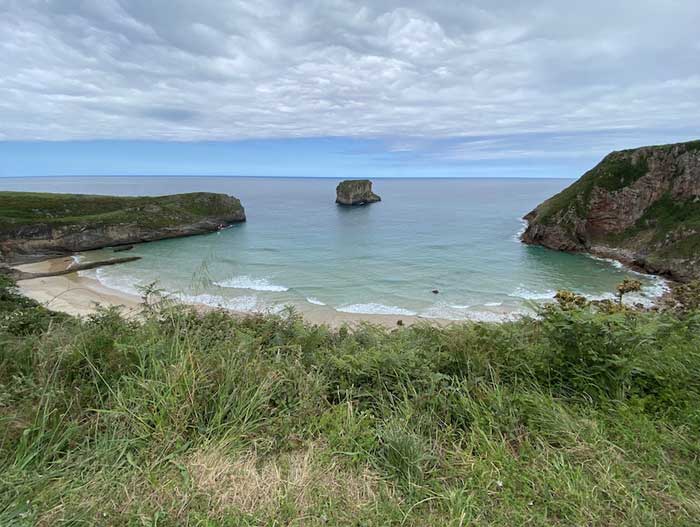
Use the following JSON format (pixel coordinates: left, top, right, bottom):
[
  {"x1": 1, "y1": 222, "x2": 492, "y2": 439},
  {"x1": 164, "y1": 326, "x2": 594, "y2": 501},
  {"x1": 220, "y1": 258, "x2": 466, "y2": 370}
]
[
  {"x1": 1, "y1": 278, "x2": 699, "y2": 525},
  {"x1": 0, "y1": 191, "x2": 245, "y2": 231},
  {"x1": 533, "y1": 155, "x2": 649, "y2": 223},
  {"x1": 532, "y1": 140, "x2": 700, "y2": 225}
]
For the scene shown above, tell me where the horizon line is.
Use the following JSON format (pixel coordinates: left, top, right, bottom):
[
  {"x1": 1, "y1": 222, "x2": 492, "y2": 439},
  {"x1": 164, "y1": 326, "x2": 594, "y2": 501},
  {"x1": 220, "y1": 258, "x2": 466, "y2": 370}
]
[{"x1": 0, "y1": 174, "x2": 578, "y2": 180}]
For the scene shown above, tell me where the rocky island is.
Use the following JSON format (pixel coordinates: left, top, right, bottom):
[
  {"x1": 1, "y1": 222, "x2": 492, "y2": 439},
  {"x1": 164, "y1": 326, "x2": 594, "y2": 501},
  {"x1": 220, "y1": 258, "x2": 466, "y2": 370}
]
[
  {"x1": 335, "y1": 179, "x2": 381, "y2": 205},
  {"x1": 0, "y1": 191, "x2": 246, "y2": 263},
  {"x1": 521, "y1": 139, "x2": 700, "y2": 281}
]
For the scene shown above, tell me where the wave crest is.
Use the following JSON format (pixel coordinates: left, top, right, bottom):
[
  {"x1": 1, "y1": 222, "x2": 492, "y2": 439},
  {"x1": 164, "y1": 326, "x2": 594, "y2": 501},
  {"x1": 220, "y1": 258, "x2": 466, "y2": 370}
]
[
  {"x1": 214, "y1": 276, "x2": 288, "y2": 292},
  {"x1": 508, "y1": 287, "x2": 556, "y2": 300},
  {"x1": 337, "y1": 303, "x2": 417, "y2": 316}
]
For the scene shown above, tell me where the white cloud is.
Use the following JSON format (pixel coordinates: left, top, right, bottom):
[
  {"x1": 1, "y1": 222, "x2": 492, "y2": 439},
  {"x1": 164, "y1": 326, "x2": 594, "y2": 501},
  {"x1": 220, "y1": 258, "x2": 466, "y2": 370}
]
[{"x1": 0, "y1": 0, "x2": 698, "y2": 144}]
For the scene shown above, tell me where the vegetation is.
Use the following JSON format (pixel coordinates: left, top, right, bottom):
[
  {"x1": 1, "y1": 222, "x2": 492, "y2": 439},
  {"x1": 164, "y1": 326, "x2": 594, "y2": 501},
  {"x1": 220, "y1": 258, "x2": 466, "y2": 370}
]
[
  {"x1": 0, "y1": 191, "x2": 244, "y2": 231},
  {"x1": 522, "y1": 139, "x2": 700, "y2": 281},
  {"x1": 616, "y1": 278, "x2": 642, "y2": 305},
  {"x1": 532, "y1": 139, "x2": 699, "y2": 225},
  {"x1": 1, "y1": 276, "x2": 700, "y2": 525},
  {"x1": 622, "y1": 194, "x2": 700, "y2": 249},
  {"x1": 533, "y1": 153, "x2": 649, "y2": 223},
  {"x1": 532, "y1": 139, "x2": 700, "y2": 229}
]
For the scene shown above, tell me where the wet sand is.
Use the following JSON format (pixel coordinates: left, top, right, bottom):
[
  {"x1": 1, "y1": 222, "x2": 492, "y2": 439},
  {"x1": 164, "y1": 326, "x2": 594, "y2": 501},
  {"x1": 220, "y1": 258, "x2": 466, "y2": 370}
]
[{"x1": 15, "y1": 257, "x2": 143, "y2": 318}]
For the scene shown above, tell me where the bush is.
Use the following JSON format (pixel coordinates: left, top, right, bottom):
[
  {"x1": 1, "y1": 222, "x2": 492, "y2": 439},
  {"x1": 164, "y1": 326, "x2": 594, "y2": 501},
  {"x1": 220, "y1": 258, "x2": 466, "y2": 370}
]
[{"x1": 1, "y1": 275, "x2": 699, "y2": 525}]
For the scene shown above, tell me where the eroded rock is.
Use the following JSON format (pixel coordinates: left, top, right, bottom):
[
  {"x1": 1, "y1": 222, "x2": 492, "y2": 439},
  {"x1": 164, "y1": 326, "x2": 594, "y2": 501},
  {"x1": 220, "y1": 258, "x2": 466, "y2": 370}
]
[
  {"x1": 521, "y1": 140, "x2": 700, "y2": 281},
  {"x1": 336, "y1": 180, "x2": 381, "y2": 206}
]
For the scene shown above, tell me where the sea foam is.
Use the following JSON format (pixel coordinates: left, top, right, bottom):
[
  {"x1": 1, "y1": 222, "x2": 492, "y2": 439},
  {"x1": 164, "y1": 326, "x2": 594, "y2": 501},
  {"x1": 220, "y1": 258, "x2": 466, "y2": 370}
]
[
  {"x1": 420, "y1": 306, "x2": 524, "y2": 322},
  {"x1": 174, "y1": 293, "x2": 262, "y2": 312},
  {"x1": 87, "y1": 267, "x2": 143, "y2": 296},
  {"x1": 587, "y1": 254, "x2": 625, "y2": 270},
  {"x1": 419, "y1": 303, "x2": 470, "y2": 320},
  {"x1": 508, "y1": 286, "x2": 556, "y2": 301},
  {"x1": 306, "y1": 297, "x2": 326, "y2": 306},
  {"x1": 512, "y1": 218, "x2": 528, "y2": 243},
  {"x1": 214, "y1": 276, "x2": 289, "y2": 292},
  {"x1": 337, "y1": 303, "x2": 417, "y2": 316},
  {"x1": 69, "y1": 254, "x2": 84, "y2": 268},
  {"x1": 463, "y1": 311, "x2": 525, "y2": 323}
]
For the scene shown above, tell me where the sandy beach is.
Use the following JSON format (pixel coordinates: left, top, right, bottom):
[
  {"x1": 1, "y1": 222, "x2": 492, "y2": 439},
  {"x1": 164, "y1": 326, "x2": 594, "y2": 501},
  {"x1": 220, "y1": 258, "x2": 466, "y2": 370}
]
[
  {"x1": 14, "y1": 256, "x2": 448, "y2": 328},
  {"x1": 15, "y1": 257, "x2": 143, "y2": 318}
]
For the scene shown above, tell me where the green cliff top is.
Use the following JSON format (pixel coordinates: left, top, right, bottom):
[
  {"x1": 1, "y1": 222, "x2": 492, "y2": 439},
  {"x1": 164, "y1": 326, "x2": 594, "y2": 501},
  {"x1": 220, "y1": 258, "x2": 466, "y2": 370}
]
[
  {"x1": 523, "y1": 139, "x2": 700, "y2": 280},
  {"x1": 534, "y1": 153, "x2": 650, "y2": 223},
  {"x1": 533, "y1": 139, "x2": 700, "y2": 224},
  {"x1": 0, "y1": 191, "x2": 245, "y2": 231}
]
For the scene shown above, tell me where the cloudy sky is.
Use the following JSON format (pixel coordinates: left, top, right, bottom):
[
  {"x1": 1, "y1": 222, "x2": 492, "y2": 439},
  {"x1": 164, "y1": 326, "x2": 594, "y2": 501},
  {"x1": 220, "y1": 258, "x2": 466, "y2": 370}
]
[{"x1": 1, "y1": 0, "x2": 698, "y2": 177}]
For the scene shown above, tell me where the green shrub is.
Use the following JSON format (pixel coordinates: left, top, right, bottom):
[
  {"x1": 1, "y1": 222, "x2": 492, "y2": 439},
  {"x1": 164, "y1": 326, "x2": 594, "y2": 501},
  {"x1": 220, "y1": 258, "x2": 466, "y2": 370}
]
[
  {"x1": 537, "y1": 307, "x2": 644, "y2": 398},
  {"x1": 1, "y1": 274, "x2": 700, "y2": 525}
]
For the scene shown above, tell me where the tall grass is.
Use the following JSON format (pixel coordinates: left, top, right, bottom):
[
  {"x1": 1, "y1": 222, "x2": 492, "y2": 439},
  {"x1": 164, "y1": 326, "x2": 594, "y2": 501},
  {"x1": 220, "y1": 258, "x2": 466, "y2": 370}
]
[{"x1": 1, "y1": 274, "x2": 699, "y2": 525}]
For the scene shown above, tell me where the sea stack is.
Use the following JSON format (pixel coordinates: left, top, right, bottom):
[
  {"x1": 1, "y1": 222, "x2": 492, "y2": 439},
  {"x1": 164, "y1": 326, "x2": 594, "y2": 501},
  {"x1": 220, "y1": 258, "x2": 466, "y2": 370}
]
[
  {"x1": 521, "y1": 139, "x2": 700, "y2": 281},
  {"x1": 335, "y1": 179, "x2": 381, "y2": 206}
]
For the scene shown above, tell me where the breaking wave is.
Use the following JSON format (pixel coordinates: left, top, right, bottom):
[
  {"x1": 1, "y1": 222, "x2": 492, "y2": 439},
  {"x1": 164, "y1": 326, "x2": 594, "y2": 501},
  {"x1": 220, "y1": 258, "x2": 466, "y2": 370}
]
[
  {"x1": 508, "y1": 287, "x2": 557, "y2": 301},
  {"x1": 214, "y1": 276, "x2": 289, "y2": 292},
  {"x1": 174, "y1": 293, "x2": 261, "y2": 312},
  {"x1": 337, "y1": 303, "x2": 417, "y2": 316}
]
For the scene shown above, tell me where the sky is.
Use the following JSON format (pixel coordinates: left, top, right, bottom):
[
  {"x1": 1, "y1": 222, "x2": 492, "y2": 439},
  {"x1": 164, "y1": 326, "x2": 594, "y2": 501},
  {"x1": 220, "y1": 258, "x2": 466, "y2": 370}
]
[{"x1": 0, "y1": 0, "x2": 698, "y2": 178}]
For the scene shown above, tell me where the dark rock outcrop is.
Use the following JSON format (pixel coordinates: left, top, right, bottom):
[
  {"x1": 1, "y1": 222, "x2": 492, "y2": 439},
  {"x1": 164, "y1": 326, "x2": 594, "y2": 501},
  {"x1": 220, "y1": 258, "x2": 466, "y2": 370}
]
[
  {"x1": 113, "y1": 245, "x2": 134, "y2": 253},
  {"x1": 521, "y1": 140, "x2": 700, "y2": 281},
  {"x1": 336, "y1": 180, "x2": 381, "y2": 205},
  {"x1": 0, "y1": 192, "x2": 246, "y2": 263}
]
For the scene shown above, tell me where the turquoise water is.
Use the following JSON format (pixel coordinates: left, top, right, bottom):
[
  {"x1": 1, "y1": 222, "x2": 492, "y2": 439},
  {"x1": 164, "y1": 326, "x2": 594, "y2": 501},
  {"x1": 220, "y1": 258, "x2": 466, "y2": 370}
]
[{"x1": 0, "y1": 177, "x2": 666, "y2": 320}]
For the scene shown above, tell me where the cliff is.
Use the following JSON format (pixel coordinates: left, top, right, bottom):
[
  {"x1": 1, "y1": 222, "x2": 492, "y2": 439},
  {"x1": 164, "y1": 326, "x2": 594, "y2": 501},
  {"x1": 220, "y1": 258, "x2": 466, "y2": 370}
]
[
  {"x1": 336, "y1": 179, "x2": 381, "y2": 205},
  {"x1": 521, "y1": 139, "x2": 700, "y2": 281},
  {"x1": 0, "y1": 191, "x2": 246, "y2": 263}
]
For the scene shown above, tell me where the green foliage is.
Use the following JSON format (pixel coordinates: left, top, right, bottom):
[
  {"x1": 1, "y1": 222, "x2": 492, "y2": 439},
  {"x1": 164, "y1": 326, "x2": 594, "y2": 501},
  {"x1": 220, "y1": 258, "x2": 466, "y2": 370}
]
[
  {"x1": 641, "y1": 194, "x2": 700, "y2": 230},
  {"x1": 553, "y1": 289, "x2": 589, "y2": 310},
  {"x1": 616, "y1": 278, "x2": 642, "y2": 305},
  {"x1": 672, "y1": 280, "x2": 700, "y2": 311},
  {"x1": 611, "y1": 194, "x2": 700, "y2": 261},
  {"x1": 0, "y1": 275, "x2": 67, "y2": 338},
  {"x1": 532, "y1": 138, "x2": 699, "y2": 227},
  {"x1": 375, "y1": 420, "x2": 436, "y2": 488},
  {"x1": 1, "y1": 276, "x2": 700, "y2": 525},
  {"x1": 534, "y1": 153, "x2": 649, "y2": 223},
  {"x1": 526, "y1": 141, "x2": 700, "y2": 281},
  {"x1": 594, "y1": 156, "x2": 649, "y2": 191},
  {"x1": 0, "y1": 191, "x2": 244, "y2": 231}
]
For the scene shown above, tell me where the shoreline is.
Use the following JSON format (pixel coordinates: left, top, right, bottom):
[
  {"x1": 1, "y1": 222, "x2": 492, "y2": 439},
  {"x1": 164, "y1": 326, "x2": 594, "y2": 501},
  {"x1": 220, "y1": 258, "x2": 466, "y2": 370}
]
[
  {"x1": 13, "y1": 245, "x2": 671, "y2": 328},
  {"x1": 15, "y1": 257, "x2": 143, "y2": 318},
  {"x1": 13, "y1": 256, "x2": 453, "y2": 328},
  {"x1": 520, "y1": 220, "x2": 685, "y2": 284}
]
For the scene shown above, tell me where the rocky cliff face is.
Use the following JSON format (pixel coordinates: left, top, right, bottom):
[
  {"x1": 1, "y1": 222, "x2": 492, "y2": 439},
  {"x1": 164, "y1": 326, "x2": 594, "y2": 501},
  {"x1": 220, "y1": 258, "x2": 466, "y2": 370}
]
[
  {"x1": 0, "y1": 192, "x2": 245, "y2": 263},
  {"x1": 521, "y1": 140, "x2": 700, "y2": 281},
  {"x1": 336, "y1": 180, "x2": 381, "y2": 205}
]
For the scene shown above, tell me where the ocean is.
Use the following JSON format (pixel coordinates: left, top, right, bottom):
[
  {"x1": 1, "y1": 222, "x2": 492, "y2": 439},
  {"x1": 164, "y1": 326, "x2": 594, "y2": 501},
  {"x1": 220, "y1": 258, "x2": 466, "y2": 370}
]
[{"x1": 0, "y1": 176, "x2": 667, "y2": 320}]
